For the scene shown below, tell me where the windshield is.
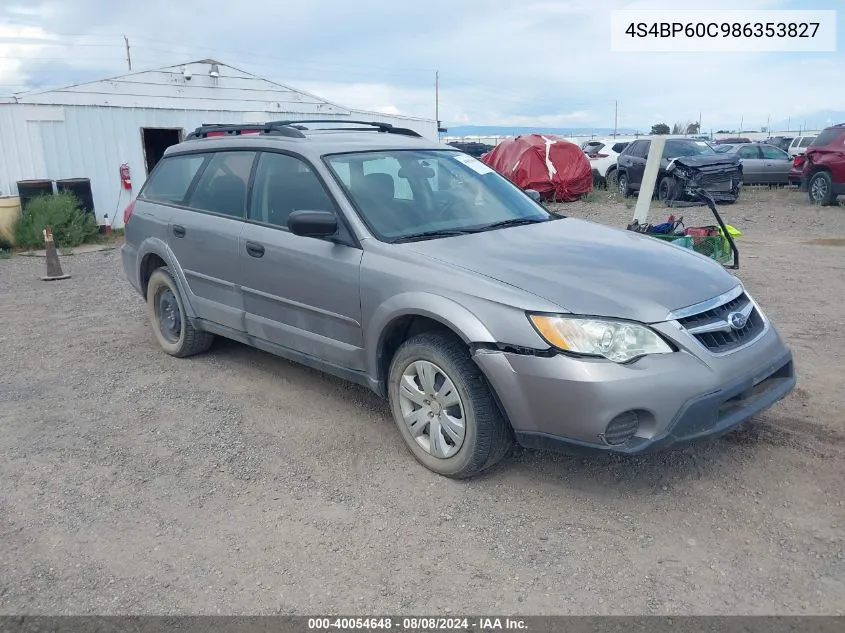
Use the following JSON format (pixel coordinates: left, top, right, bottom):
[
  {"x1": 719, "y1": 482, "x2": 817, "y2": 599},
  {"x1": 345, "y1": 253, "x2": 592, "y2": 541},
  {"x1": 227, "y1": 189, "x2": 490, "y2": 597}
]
[
  {"x1": 664, "y1": 139, "x2": 718, "y2": 157},
  {"x1": 324, "y1": 149, "x2": 552, "y2": 242}
]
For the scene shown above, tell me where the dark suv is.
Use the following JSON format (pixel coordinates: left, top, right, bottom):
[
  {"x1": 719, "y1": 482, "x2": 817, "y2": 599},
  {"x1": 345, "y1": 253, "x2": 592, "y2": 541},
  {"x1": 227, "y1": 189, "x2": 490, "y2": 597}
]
[
  {"x1": 616, "y1": 138, "x2": 742, "y2": 203},
  {"x1": 801, "y1": 123, "x2": 845, "y2": 205}
]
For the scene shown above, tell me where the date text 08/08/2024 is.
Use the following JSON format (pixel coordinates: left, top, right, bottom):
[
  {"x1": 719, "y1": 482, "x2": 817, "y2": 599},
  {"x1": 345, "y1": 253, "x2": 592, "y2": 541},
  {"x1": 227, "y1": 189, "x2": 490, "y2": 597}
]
[{"x1": 307, "y1": 617, "x2": 528, "y2": 631}]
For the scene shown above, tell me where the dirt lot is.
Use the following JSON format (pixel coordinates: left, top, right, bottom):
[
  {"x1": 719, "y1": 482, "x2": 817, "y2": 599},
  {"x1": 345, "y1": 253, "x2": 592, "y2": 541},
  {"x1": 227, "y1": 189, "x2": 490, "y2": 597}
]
[{"x1": 1, "y1": 188, "x2": 843, "y2": 615}]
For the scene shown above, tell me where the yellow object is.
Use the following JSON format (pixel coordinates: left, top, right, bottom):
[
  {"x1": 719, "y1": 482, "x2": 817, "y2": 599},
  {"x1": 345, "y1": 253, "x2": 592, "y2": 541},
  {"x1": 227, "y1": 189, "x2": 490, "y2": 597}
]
[{"x1": 0, "y1": 196, "x2": 21, "y2": 245}]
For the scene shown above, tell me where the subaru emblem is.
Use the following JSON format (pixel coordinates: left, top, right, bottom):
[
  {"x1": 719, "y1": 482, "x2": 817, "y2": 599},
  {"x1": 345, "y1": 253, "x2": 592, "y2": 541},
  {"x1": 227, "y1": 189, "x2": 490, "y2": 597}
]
[{"x1": 728, "y1": 311, "x2": 747, "y2": 330}]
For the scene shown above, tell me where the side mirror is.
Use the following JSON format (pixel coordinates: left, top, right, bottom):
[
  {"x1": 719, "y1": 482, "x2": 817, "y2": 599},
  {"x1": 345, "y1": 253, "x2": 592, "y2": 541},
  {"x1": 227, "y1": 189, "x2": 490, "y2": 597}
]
[
  {"x1": 524, "y1": 188, "x2": 542, "y2": 203},
  {"x1": 288, "y1": 210, "x2": 338, "y2": 238}
]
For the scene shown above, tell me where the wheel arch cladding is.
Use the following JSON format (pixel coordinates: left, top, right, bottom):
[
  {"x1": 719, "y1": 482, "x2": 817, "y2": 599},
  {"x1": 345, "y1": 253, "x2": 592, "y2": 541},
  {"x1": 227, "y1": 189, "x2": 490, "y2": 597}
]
[
  {"x1": 136, "y1": 238, "x2": 197, "y2": 319},
  {"x1": 367, "y1": 293, "x2": 497, "y2": 392}
]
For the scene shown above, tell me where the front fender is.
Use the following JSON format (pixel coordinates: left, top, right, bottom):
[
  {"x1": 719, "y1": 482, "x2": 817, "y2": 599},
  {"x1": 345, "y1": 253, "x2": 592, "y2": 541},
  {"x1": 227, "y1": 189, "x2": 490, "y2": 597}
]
[
  {"x1": 136, "y1": 237, "x2": 199, "y2": 320},
  {"x1": 365, "y1": 291, "x2": 496, "y2": 380}
]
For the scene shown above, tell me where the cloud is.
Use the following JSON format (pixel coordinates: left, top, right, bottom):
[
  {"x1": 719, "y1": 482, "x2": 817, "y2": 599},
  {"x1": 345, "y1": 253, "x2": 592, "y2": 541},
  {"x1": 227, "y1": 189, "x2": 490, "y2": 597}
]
[{"x1": 1, "y1": 0, "x2": 843, "y2": 130}]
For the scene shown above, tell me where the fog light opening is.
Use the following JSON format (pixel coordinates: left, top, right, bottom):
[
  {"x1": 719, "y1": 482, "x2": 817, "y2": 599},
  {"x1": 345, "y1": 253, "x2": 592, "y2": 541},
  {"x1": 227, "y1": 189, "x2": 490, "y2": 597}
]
[{"x1": 601, "y1": 411, "x2": 640, "y2": 446}]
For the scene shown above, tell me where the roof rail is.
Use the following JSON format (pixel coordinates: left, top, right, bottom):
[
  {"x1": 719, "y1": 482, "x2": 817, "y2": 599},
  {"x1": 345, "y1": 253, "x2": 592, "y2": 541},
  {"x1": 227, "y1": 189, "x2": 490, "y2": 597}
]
[
  {"x1": 267, "y1": 119, "x2": 423, "y2": 138},
  {"x1": 185, "y1": 122, "x2": 306, "y2": 140}
]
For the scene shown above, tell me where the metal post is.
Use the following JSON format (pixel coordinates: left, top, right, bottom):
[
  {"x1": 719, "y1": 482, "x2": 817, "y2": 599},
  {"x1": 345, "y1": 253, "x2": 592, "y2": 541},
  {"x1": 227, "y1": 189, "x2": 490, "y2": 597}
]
[
  {"x1": 613, "y1": 100, "x2": 617, "y2": 138},
  {"x1": 632, "y1": 136, "x2": 666, "y2": 224}
]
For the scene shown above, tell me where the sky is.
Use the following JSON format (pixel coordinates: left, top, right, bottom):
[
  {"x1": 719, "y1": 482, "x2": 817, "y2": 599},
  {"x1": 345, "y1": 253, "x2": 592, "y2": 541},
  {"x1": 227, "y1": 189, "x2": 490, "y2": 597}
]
[{"x1": 0, "y1": 0, "x2": 843, "y2": 132}]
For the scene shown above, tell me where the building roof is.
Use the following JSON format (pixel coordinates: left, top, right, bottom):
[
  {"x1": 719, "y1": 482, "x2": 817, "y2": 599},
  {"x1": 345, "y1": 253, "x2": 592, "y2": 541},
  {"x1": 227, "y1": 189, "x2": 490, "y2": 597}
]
[{"x1": 2, "y1": 59, "x2": 354, "y2": 116}]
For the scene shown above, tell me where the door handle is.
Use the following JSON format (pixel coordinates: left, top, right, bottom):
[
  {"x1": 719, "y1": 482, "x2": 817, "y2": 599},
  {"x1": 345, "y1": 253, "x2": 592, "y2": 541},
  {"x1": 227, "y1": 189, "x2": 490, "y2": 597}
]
[
  {"x1": 172, "y1": 225, "x2": 186, "y2": 238},
  {"x1": 245, "y1": 241, "x2": 265, "y2": 258}
]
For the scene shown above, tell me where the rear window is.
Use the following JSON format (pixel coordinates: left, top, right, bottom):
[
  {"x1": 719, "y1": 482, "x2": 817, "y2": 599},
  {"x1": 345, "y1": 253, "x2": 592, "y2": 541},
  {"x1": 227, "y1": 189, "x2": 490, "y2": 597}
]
[
  {"x1": 141, "y1": 154, "x2": 207, "y2": 204},
  {"x1": 583, "y1": 142, "x2": 605, "y2": 153},
  {"x1": 611, "y1": 142, "x2": 629, "y2": 153},
  {"x1": 810, "y1": 129, "x2": 844, "y2": 146}
]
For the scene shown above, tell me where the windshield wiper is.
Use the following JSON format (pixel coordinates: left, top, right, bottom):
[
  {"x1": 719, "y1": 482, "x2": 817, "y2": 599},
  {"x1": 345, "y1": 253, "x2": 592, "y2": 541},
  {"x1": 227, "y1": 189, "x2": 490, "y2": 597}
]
[
  {"x1": 477, "y1": 217, "x2": 551, "y2": 231},
  {"x1": 391, "y1": 228, "x2": 480, "y2": 243}
]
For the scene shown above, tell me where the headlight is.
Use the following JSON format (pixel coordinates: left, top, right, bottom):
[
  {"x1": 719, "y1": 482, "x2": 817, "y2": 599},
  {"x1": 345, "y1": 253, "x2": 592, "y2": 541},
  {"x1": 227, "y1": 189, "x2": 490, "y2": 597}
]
[{"x1": 529, "y1": 315, "x2": 673, "y2": 363}]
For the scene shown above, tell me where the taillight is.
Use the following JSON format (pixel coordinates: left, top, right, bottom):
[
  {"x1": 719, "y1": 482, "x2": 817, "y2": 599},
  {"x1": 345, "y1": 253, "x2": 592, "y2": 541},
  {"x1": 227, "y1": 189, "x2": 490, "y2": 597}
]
[
  {"x1": 792, "y1": 155, "x2": 805, "y2": 167},
  {"x1": 123, "y1": 199, "x2": 136, "y2": 225}
]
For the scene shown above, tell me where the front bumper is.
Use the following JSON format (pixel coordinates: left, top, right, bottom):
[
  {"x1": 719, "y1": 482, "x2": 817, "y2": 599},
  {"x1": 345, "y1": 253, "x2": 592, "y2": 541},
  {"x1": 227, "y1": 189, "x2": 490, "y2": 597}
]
[{"x1": 473, "y1": 327, "x2": 795, "y2": 454}]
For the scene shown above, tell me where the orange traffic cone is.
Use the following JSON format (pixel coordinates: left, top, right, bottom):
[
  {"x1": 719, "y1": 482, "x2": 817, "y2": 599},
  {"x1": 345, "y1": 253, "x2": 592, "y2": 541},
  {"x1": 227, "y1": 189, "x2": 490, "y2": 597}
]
[{"x1": 41, "y1": 225, "x2": 71, "y2": 281}]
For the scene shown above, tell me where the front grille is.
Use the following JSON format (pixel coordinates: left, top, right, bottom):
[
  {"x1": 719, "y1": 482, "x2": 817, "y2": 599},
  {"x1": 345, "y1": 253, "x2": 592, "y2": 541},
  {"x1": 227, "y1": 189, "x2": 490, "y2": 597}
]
[
  {"x1": 697, "y1": 168, "x2": 740, "y2": 190},
  {"x1": 677, "y1": 292, "x2": 765, "y2": 353}
]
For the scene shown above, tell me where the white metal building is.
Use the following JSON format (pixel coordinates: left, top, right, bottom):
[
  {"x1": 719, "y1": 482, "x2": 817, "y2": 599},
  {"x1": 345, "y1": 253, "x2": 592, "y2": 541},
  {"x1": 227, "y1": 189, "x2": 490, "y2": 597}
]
[{"x1": 0, "y1": 59, "x2": 438, "y2": 228}]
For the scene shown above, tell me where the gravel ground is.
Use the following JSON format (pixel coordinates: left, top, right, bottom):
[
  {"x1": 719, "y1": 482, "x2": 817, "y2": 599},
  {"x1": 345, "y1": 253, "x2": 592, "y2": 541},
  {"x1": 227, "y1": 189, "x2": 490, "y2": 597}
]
[{"x1": 1, "y1": 187, "x2": 843, "y2": 615}]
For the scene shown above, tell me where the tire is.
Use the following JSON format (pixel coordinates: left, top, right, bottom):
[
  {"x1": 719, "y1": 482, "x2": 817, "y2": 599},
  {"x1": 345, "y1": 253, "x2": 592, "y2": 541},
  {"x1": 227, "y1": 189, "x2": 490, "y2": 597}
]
[
  {"x1": 657, "y1": 176, "x2": 676, "y2": 203},
  {"x1": 808, "y1": 171, "x2": 836, "y2": 205},
  {"x1": 146, "y1": 266, "x2": 214, "y2": 358},
  {"x1": 605, "y1": 168, "x2": 617, "y2": 191},
  {"x1": 617, "y1": 171, "x2": 631, "y2": 197},
  {"x1": 387, "y1": 331, "x2": 513, "y2": 479}
]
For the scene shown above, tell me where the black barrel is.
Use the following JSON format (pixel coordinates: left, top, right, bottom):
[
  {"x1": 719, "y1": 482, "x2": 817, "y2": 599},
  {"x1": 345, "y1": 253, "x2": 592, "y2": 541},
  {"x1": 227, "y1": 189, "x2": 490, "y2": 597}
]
[
  {"x1": 56, "y1": 178, "x2": 95, "y2": 213},
  {"x1": 16, "y1": 179, "x2": 54, "y2": 213}
]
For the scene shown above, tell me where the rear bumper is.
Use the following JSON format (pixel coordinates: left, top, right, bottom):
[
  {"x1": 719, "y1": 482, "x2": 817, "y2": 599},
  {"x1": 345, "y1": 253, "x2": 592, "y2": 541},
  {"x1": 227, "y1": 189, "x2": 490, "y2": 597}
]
[
  {"x1": 473, "y1": 331, "x2": 795, "y2": 455},
  {"x1": 120, "y1": 242, "x2": 142, "y2": 296}
]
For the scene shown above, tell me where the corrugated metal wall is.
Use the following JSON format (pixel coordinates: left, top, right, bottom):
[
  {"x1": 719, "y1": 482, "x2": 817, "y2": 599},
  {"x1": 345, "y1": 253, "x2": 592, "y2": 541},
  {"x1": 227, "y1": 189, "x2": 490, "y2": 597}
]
[{"x1": 0, "y1": 104, "x2": 438, "y2": 228}]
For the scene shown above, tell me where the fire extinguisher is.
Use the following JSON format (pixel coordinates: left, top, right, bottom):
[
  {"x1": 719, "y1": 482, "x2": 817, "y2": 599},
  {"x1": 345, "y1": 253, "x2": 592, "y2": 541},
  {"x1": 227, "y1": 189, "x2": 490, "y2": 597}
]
[{"x1": 119, "y1": 163, "x2": 132, "y2": 190}]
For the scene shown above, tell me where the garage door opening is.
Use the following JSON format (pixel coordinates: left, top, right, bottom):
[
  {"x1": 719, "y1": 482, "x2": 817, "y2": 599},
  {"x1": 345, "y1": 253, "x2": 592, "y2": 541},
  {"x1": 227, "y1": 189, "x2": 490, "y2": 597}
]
[{"x1": 141, "y1": 128, "x2": 183, "y2": 174}]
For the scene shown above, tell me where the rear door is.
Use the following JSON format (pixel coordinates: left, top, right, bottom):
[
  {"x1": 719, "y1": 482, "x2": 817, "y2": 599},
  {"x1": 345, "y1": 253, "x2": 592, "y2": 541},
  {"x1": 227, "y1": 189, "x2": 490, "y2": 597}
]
[
  {"x1": 628, "y1": 140, "x2": 650, "y2": 189},
  {"x1": 237, "y1": 151, "x2": 364, "y2": 370},
  {"x1": 759, "y1": 144, "x2": 791, "y2": 184},
  {"x1": 167, "y1": 150, "x2": 255, "y2": 331},
  {"x1": 736, "y1": 145, "x2": 765, "y2": 183}
]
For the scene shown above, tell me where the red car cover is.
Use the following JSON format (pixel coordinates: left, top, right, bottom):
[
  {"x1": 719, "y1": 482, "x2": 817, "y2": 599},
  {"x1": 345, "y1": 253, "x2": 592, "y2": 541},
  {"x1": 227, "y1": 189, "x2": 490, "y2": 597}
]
[{"x1": 481, "y1": 134, "x2": 593, "y2": 201}]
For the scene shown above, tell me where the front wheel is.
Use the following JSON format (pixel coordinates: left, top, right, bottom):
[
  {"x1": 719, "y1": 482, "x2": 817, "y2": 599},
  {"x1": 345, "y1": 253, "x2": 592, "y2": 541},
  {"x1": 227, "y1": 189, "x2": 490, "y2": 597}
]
[
  {"x1": 808, "y1": 171, "x2": 836, "y2": 205},
  {"x1": 657, "y1": 176, "x2": 676, "y2": 203},
  {"x1": 146, "y1": 266, "x2": 214, "y2": 357},
  {"x1": 605, "y1": 168, "x2": 618, "y2": 191},
  {"x1": 387, "y1": 331, "x2": 513, "y2": 478}
]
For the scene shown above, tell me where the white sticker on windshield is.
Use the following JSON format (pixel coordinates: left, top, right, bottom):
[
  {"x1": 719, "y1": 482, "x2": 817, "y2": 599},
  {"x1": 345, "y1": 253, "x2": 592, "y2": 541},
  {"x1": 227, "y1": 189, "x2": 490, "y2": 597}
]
[{"x1": 453, "y1": 153, "x2": 494, "y2": 174}]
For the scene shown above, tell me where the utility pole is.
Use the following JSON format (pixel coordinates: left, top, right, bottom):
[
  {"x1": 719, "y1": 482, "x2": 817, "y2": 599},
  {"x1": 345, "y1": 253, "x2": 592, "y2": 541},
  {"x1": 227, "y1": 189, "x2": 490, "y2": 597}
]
[
  {"x1": 766, "y1": 114, "x2": 770, "y2": 133},
  {"x1": 613, "y1": 100, "x2": 617, "y2": 138},
  {"x1": 739, "y1": 114, "x2": 743, "y2": 133},
  {"x1": 123, "y1": 35, "x2": 132, "y2": 71},
  {"x1": 435, "y1": 70, "x2": 440, "y2": 140},
  {"x1": 698, "y1": 111, "x2": 702, "y2": 134}
]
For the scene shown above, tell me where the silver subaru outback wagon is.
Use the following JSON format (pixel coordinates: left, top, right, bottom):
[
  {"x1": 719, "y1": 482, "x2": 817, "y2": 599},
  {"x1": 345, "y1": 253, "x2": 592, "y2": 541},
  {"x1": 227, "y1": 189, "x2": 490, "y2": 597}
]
[{"x1": 121, "y1": 120, "x2": 795, "y2": 478}]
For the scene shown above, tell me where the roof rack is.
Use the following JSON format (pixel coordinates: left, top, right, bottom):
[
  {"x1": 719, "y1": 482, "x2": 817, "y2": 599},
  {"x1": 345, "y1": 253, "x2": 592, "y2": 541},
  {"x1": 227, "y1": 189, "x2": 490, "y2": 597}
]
[
  {"x1": 185, "y1": 122, "x2": 306, "y2": 140},
  {"x1": 267, "y1": 119, "x2": 423, "y2": 138}
]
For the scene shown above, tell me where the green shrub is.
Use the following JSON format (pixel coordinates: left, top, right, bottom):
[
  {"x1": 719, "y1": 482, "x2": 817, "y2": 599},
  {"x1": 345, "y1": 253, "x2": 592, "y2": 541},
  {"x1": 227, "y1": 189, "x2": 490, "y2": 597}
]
[{"x1": 13, "y1": 192, "x2": 99, "y2": 249}]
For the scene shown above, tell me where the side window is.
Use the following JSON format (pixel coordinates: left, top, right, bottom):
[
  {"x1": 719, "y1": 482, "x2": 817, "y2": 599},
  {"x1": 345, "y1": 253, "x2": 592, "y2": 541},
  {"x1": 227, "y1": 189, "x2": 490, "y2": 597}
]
[
  {"x1": 637, "y1": 141, "x2": 651, "y2": 158},
  {"x1": 738, "y1": 146, "x2": 760, "y2": 159},
  {"x1": 761, "y1": 145, "x2": 788, "y2": 160},
  {"x1": 249, "y1": 152, "x2": 335, "y2": 229},
  {"x1": 186, "y1": 151, "x2": 255, "y2": 218},
  {"x1": 141, "y1": 154, "x2": 207, "y2": 204}
]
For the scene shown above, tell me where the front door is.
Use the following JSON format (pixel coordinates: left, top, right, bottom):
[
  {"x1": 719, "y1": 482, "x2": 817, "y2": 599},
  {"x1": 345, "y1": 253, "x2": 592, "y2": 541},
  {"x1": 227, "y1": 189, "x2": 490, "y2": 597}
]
[{"x1": 237, "y1": 151, "x2": 365, "y2": 371}]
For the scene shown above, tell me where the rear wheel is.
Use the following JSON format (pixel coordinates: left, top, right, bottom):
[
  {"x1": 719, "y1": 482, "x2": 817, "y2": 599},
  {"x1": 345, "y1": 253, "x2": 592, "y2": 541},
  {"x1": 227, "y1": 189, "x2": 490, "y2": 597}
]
[
  {"x1": 387, "y1": 331, "x2": 513, "y2": 479},
  {"x1": 808, "y1": 171, "x2": 836, "y2": 205},
  {"x1": 605, "y1": 168, "x2": 618, "y2": 191},
  {"x1": 146, "y1": 267, "x2": 214, "y2": 357},
  {"x1": 617, "y1": 171, "x2": 632, "y2": 196}
]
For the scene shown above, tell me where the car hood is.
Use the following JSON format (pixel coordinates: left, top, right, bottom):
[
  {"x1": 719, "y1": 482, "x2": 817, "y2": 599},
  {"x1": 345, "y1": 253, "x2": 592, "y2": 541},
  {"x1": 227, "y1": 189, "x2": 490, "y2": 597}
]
[
  {"x1": 667, "y1": 153, "x2": 740, "y2": 169},
  {"x1": 403, "y1": 218, "x2": 739, "y2": 323}
]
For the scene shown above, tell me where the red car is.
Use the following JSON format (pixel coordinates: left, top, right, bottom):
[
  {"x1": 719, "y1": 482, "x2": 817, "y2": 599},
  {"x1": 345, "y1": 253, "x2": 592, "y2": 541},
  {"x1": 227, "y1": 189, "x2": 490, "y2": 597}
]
[{"x1": 801, "y1": 123, "x2": 845, "y2": 204}]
